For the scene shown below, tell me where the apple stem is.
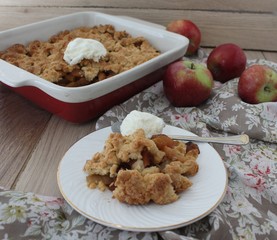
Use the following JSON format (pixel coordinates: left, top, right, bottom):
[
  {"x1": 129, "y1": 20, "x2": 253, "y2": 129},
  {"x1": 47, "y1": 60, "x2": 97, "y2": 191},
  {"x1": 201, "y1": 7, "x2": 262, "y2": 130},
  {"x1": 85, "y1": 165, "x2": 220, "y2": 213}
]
[
  {"x1": 191, "y1": 63, "x2": 195, "y2": 70},
  {"x1": 264, "y1": 86, "x2": 271, "y2": 93}
]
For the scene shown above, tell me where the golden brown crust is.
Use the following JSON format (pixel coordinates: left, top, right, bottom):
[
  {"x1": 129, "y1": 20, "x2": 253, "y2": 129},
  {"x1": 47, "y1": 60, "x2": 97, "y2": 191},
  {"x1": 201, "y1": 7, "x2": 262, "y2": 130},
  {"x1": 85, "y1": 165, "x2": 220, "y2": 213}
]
[
  {"x1": 0, "y1": 25, "x2": 160, "y2": 87},
  {"x1": 113, "y1": 170, "x2": 151, "y2": 205},
  {"x1": 83, "y1": 130, "x2": 165, "y2": 178},
  {"x1": 83, "y1": 129, "x2": 200, "y2": 205},
  {"x1": 144, "y1": 172, "x2": 178, "y2": 205}
]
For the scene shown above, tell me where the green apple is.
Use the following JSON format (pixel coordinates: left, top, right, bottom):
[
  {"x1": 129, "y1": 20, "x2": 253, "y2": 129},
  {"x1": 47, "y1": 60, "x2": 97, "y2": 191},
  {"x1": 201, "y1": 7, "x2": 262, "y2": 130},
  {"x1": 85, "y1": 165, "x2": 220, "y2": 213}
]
[
  {"x1": 238, "y1": 64, "x2": 277, "y2": 104},
  {"x1": 163, "y1": 60, "x2": 214, "y2": 107}
]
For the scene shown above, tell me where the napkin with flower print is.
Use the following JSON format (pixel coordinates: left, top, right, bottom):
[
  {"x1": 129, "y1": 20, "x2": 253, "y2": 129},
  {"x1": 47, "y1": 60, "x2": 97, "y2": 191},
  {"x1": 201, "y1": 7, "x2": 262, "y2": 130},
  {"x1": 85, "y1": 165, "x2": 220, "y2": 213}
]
[{"x1": 199, "y1": 59, "x2": 277, "y2": 143}]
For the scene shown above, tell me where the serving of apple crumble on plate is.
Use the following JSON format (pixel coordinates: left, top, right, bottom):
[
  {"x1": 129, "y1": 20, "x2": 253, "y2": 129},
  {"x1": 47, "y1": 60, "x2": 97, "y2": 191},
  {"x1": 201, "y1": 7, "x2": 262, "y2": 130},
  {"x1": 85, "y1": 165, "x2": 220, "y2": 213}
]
[
  {"x1": 57, "y1": 124, "x2": 227, "y2": 231},
  {"x1": 83, "y1": 128, "x2": 200, "y2": 205},
  {"x1": 0, "y1": 24, "x2": 160, "y2": 87}
]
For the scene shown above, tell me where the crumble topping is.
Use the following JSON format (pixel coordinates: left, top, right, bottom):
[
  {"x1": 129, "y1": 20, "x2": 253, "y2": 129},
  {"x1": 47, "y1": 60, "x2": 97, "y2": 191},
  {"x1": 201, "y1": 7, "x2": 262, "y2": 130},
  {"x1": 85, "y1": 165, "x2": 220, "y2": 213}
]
[
  {"x1": 0, "y1": 25, "x2": 160, "y2": 87},
  {"x1": 83, "y1": 129, "x2": 200, "y2": 205}
]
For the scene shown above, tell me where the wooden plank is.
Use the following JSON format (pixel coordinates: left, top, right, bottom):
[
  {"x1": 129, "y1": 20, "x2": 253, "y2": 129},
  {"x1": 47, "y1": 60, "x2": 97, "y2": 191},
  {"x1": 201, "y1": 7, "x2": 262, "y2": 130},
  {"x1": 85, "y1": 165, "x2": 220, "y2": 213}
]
[
  {"x1": 244, "y1": 50, "x2": 265, "y2": 60},
  {"x1": 0, "y1": 0, "x2": 276, "y2": 12},
  {"x1": 0, "y1": 83, "x2": 51, "y2": 188},
  {"x1": 15, "y1": 116, "x2": 96, "y2": 197},
  {"x1": 0, "y1": 7, "x2": 275, "y2": 51},
  {"x1": 263, "y1": 52, "x2": 277, "y2": 62},
  {"x1": 203, "y1": 48, "x2": 265, "y2": 60},
  {"x1": 194, "y1": 12, "x2": 277, "y2": 51}
]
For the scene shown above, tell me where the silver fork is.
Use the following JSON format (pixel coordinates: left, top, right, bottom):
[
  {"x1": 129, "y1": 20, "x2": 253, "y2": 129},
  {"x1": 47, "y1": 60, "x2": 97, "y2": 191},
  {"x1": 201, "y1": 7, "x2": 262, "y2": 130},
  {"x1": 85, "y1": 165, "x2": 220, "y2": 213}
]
[{"x1": 111, "y1": 121, "x2": 249, "y2": 145}]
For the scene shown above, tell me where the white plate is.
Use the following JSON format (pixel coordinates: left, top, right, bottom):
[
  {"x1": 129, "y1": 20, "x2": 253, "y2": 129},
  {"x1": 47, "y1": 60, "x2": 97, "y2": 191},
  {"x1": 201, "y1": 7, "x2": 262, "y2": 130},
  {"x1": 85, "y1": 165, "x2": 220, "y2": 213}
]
[{"x1": 57, "y1": 125, "x2": 228, "y2": 232}]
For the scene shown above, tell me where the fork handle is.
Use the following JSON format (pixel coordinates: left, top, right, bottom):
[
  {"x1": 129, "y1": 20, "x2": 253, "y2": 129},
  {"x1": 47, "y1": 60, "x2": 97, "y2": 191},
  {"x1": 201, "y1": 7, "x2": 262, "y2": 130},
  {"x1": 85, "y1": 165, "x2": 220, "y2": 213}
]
[{"x1": 170, "y1": 134, "x2": 249, "y2": 145}]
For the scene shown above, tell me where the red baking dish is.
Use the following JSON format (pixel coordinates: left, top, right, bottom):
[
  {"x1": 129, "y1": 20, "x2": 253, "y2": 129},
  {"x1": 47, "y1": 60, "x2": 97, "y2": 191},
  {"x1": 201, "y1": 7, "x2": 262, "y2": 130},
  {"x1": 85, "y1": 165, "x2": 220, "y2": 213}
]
[{"x1": 0, "y1": 12, "x2": 188, "y2": 123}]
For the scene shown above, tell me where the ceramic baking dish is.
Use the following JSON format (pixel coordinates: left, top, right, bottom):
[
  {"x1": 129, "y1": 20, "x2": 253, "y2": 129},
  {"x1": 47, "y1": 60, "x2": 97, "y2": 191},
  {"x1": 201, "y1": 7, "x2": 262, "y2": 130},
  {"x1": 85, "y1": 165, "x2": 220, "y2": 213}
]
[{"x1": 0, "y1": 12, "x2": 188, "y2": 123}]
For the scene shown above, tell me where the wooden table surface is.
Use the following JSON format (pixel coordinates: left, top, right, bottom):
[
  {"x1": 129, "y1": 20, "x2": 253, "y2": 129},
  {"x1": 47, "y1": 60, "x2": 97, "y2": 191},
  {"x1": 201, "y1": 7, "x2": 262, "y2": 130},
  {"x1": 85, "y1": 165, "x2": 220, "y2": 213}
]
[{"x1": 0, "y1": 1, "x2": 277, "y2": 198}]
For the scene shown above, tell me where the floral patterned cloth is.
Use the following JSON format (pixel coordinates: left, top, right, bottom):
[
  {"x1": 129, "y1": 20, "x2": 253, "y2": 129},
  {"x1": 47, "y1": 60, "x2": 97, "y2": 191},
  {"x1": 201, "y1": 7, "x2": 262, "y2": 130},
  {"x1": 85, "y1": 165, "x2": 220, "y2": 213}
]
[
  {"x1": 1, "y1": 51, "x2": 276, "y2": 240},
  {"x1": 0, "y1": 187, "x2": 157, "y2": 240}
]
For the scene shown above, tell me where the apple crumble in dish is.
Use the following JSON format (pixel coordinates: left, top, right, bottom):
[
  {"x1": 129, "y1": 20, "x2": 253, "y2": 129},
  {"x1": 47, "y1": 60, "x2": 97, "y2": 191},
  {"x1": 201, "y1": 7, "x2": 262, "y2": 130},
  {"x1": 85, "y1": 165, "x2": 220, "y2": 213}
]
[
  {"x1": 0, "y1": 25, "x2": 160, "y2": 87},
  {"x1": 83, "y1": 129, "x2": 200, "y2": 205}
]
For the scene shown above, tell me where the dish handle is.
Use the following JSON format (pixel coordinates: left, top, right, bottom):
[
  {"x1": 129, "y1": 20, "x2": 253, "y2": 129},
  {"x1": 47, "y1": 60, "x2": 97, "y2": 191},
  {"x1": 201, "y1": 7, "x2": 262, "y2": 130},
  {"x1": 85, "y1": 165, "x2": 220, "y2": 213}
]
[{"x1": 0, "y1": 60, "x2": 45, "y2": 87}]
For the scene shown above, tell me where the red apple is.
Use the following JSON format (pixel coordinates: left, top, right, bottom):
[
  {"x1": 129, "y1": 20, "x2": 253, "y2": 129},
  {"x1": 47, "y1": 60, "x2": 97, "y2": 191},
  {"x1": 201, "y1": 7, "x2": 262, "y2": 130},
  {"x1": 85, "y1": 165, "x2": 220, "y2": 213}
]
[
  {"x1": 166, "y1": 19, "x2": 201, "y2": 56},
  {"x1": 207, "y1": 43, "x2": 247, "y2": 83},
  {"x1": 163, "y1": 60, "x2": 214, "y2": 107},
  {"x1": 238, "y1": 64, "x2": 277, "y2": 104}
]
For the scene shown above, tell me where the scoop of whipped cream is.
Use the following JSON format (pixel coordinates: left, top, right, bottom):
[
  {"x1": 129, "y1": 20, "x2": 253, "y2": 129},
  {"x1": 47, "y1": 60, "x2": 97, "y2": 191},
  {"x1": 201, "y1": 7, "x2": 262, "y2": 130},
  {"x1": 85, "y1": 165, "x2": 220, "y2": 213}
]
[
  {"x1": 120, "y1": 110, "x2": 165, "y2": 138},
  {"x1": 63, "y1": 38, "x2": 107, "y2": 65}
]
